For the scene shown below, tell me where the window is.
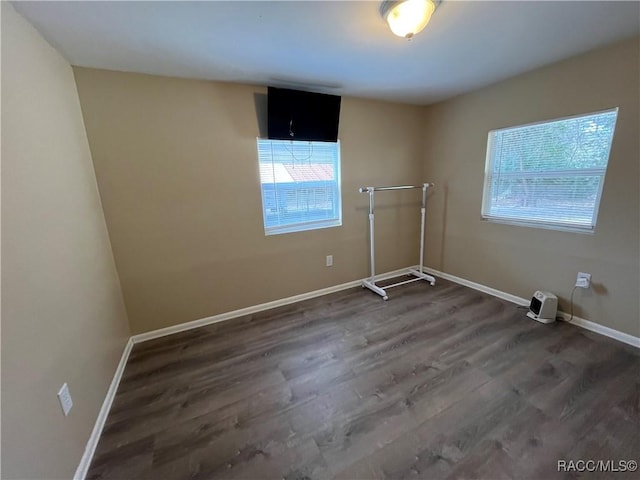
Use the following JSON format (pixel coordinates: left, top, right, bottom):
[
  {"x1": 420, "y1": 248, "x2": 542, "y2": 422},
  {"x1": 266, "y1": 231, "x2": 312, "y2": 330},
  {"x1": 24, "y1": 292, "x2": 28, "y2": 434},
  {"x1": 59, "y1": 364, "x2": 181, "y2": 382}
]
[
  {"x1": 257, "y1": 139, "x2": 341, "y2": 235},
  {"x1": 481, "y1": 108, "x2": 618, "y2": 232}
]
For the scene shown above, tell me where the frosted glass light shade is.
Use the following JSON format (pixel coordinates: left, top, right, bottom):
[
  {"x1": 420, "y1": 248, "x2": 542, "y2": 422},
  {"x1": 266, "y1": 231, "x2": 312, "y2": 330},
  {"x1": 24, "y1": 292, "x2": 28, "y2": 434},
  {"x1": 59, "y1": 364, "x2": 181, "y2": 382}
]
[{"x1": 381, "y1": 0, "x2": 437, "y2": 38}]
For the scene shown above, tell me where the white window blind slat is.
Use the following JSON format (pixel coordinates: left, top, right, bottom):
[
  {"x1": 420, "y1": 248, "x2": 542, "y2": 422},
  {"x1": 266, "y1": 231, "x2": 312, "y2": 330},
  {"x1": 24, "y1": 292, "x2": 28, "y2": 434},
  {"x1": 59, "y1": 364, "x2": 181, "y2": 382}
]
[
  {"x1": 482, "y1": 109, "x2": 617, "y2": 232},
  {"x1": 257, "y1": 139, "x2": 341, "y2": 235}
]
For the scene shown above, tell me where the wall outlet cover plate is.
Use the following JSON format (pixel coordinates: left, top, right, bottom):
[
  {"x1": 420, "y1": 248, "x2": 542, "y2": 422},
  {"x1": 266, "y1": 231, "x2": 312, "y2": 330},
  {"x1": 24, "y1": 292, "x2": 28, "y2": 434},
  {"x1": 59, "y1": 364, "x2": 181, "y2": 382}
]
[
  {"x1": 576, "y1": 272, "x2": 591, "y2": 288},
  {"x1": 58, "y1": 383, "x2": 73, "y2": 416}
]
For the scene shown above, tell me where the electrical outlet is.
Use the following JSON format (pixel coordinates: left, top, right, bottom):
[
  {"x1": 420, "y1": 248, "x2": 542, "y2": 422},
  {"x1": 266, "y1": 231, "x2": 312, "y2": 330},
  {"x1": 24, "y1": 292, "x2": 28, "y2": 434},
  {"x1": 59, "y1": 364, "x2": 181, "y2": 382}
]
[
  {"x1": 576, "y1": 272, "x2": 591, "y2": 288},
  {"x1": 326, "y1": 255, "x2": 333, "y2": 267},
  {"x1": 58, "y1": 383, "x2": 73, "y2": 416}
]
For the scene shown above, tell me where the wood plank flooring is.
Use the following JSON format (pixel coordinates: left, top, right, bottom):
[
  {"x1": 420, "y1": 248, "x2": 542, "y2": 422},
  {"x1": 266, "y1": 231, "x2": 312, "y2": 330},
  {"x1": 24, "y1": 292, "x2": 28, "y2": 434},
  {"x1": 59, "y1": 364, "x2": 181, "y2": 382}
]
[{"x1": 87, "y1": 277, "x2": 640, "y2": 480}]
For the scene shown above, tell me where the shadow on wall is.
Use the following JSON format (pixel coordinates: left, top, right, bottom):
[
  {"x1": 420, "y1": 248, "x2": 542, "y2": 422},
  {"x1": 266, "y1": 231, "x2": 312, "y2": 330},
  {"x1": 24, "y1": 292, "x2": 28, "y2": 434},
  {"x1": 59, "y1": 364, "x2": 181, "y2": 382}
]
[
  {"x1": 560, "y1": 282, "x2": 607, "y2": 319},
  {"x1": 254, "y1": 92, "x2": 268, "y2": 139},
  {"x1": 205, "y1": 86, "x2": 266, "y2": 138},
  {"x1": 439, "y1": 183, "x2": 449, "y2": 269}
]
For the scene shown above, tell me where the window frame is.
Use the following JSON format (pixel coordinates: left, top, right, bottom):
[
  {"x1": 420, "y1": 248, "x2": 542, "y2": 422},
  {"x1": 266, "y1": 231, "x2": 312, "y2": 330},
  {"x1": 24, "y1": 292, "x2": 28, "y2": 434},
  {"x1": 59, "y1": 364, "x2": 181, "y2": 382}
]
[
  {"x1": 256, "y1": 138, "x2": 342, "y2": 236},
  {"x1": 480, "y1": 108, "x2": 618, "y2": 234}
]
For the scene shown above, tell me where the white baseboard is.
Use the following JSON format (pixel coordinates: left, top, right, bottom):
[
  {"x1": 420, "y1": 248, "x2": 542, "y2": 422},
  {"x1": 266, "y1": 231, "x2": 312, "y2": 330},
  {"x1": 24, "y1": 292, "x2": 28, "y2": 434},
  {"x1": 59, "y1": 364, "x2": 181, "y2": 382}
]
[
  {"x1": 132, "y1": 264, "x2": 640, "y2": 348},
  {"x1": 422, "y1": 267, "x2": 531, "y2": 307},
  {"x1": 556, "y1": 311, "x2": 640, "y2": 348},
  {"x1": 74, "y1": 338, "x2": 134, "y2": 480},
  {"x1": 76, "y1": 267, "x2": 415, "y2": 478},
  {"x1": 76, "y1": 264, "x2": 638, "y2": 478},
  {"x1": 422, "y1": 266, "x2": 640, "y2": 348},
  {"x1": 131, "y1": 266, "x2": 415, "y2": 344}
]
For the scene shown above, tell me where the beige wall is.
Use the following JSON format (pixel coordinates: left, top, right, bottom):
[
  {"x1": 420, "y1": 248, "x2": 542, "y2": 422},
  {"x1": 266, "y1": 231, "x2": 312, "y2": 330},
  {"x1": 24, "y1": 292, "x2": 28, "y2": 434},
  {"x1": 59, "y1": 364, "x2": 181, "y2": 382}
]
[
  {"x1": 422, "y1": 37, "x2": 640, "y2": 337},
  {"x1": 1, "y1": 4, "x2": 130, "y2": 479},
  {"x1": 73, "y1": 68, "x2": 425, "y2": 334}
]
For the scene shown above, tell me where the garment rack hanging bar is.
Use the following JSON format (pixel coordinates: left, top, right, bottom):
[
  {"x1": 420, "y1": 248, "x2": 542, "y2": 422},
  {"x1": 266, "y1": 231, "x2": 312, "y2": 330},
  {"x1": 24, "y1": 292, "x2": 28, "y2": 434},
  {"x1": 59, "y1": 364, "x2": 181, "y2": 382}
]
[
  {"x1": 358, "y1": 183, "x2": 434, "y2": 193},
  {"x1": 358, "y1": 182, "x2": 436, "y2": 300}
]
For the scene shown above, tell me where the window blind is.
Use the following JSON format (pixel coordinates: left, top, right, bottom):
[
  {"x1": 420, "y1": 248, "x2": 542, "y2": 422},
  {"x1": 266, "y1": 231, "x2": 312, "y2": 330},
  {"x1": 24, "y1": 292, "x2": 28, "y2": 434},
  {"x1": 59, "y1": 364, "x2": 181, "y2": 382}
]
[
  {"x1": 257, "y1": 139, "x2": 341, "y2": 235},
  {"x1": 482, "y1": 108, "x2": 618, "y2": 231}
]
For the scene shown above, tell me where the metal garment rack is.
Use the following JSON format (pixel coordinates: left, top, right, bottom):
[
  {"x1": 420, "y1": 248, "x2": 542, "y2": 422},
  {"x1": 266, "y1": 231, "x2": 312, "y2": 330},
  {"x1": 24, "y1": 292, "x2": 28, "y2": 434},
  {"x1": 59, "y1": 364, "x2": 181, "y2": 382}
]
[{"x1": 359, "y1": 183, "x2": 436, "y2": 300}]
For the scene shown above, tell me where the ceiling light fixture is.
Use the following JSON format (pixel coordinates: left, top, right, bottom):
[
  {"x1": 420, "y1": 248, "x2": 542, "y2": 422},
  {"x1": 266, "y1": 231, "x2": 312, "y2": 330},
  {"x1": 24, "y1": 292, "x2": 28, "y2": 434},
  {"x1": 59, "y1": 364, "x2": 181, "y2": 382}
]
[{"x1": 380, "y1": 0, "x2": 439, "y2": 39}]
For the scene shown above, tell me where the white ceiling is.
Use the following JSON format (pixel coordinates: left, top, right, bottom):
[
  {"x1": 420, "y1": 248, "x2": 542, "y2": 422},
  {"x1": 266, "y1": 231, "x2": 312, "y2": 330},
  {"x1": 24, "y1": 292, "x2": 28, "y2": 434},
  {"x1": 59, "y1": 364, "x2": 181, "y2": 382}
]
[{"x1": 13, "y1": 1, "x2": 640, "y2": 105}]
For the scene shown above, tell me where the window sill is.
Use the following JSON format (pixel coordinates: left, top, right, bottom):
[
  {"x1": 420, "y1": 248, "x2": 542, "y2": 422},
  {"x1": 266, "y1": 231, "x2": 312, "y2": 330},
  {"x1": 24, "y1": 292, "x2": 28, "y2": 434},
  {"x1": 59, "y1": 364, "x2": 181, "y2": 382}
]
[
  {"x1": 265, "y1": 219, "x2": 342, "y2": 236},
  {"x1": 481, "y1": 216, "x2": 596, "y2": 235}
]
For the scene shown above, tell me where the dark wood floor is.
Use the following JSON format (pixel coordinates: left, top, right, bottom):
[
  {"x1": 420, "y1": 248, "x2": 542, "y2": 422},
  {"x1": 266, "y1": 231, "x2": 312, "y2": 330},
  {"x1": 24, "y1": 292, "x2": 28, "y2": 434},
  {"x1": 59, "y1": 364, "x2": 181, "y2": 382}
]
[{"x1": 88, "y1": 277, "x2": 640, "y2": 480}]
